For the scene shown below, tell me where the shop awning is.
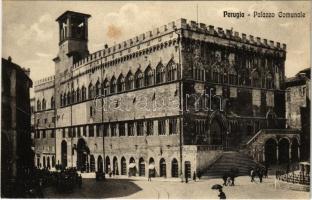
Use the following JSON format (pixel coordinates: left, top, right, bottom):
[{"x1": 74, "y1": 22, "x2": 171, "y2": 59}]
[
  {"x1": 128, "y1": 163, "x2": 136, "y2": 168},
  {"x1": 148, "y1": 164, "x2": 155, "y2": 169}
]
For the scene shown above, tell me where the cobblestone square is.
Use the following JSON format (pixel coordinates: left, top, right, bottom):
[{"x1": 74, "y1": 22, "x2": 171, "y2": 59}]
[{"x1": 43, "y1": 175, "x2": 309, "y2": 199}]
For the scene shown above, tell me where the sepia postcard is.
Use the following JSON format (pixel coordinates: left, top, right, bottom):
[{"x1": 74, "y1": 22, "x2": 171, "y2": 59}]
[{"x1": 1, "y1": 1, "x2": 311, "y2": 199}]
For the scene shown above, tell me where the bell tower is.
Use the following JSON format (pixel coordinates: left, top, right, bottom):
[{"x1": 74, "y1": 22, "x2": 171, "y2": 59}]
[
  {"x1": 53, "y1": 11, "x2": 91, "y2": 109},
  {"x1": 53, "y1": 11, "x2": 91, "y2": 75}
]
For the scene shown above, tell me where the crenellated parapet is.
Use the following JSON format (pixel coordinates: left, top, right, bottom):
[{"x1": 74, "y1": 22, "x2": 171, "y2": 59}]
[
  {"x1": 182, "y1": 19, "x2": 286, "y2": 51},
  {"x1": 34, "y1": 75, "x2": 55, "y2": 91}
]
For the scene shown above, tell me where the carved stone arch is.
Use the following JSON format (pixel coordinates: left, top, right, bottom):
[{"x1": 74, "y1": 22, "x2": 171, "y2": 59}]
[
  {"x1": 208, "y1": 111, "x2": 228, "y2": 130},
  {"x1": 207, "y1": 111, "x2": 228, "y2": 146},
  {"x1": 264, "y1": 136, "x2": 278, "y2": 145},
  {"x1": 278, "y1": 136, "x2": 291, "y2": 144}
]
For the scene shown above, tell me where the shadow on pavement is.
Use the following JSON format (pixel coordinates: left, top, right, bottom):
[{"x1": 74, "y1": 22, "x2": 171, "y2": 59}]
[{"x1": 44, "y1": 178, "x2": 142, "y2": 198}]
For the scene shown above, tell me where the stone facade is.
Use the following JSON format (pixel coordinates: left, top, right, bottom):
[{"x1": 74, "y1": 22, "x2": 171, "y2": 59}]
[
  {"x1": 33, "y1": 11, "x2": 290, "y2": 178},
  {"x1": 285, "y1": 68, "x2": 310, "y2": 160},
  {"x1": 2, "y1": 58, "x2": 33, "y2": 197}
]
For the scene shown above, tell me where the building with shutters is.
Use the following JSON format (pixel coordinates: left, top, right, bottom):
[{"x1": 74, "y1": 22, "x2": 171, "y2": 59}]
[
  {"x1": 2, "y1": 57, "x2": 33, "y2": 197},
  {"x1": 33, "y1": 10, "x2": 300, "y2": 178}
]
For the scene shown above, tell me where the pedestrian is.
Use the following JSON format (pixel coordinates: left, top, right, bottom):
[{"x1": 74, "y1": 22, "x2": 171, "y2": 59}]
[
  {"x1": 197, "y1": 171, "x2": 202, "y2": 180},
  {"x1": 78, "y1": 174, "x2": 82, "y2": 188},
  {"x1": 180, "y1": 173, "x2": 184, "y2": 183},
  {"x1": 185, "y1": 173, "x2": 188, "y2": 183},
  {"x1": 222, "y1": 173, "x2": 228, "y2": 186},
  {"x1": 193, "y1": 171, "x2": 196, "y2": 182},
  {"x1": 250, "y1": 169, "x2": 255, "y2": 182},
  {"x1": 230, "y1": 173, "x2": 235, "y2": 186},
  {"x1": 218, "y1": 188, "x2": 226, "y2": 199},
  {"x1": 258, "y1": 170, "x2": 263, "y2": 183},
  {"x1": 148, "y1": 170, "x2": 151, "y2": 182}
]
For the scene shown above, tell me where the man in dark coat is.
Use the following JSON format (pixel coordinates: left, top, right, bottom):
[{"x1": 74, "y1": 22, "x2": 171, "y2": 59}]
[
  {"x1": 222, "y1": 173, "x2": 228, "y2": 186},
  {"x1": 218, "y1": 188, "x2": 226, "y2": 199}
]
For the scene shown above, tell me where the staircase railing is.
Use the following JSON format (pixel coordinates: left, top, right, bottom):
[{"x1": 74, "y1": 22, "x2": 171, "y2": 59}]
[{"x1": 246, "y1": 129, "x2": 263, "y2": 146}]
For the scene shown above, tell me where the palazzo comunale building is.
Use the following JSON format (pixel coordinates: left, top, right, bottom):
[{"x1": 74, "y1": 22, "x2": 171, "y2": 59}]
[{"x1": 33, "y1": 11, "x2": 301, "y2": 178}]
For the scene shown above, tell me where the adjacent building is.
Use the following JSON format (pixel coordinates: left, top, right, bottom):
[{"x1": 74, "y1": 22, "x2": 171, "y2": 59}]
[
  {"x1": 2, "y1": 57, "x2": 33, "y2": 197},
  {"x1": 285, "y1": 68, "x2": 310, "y2": 161},
  {"x1": 33, "y1": 11, "x2": 300, "y2": 178}
]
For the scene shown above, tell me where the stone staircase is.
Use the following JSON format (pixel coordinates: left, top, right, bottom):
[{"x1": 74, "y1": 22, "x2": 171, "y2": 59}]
[{"x1": 201, "y1": 151, "x2": 261, "y2": 178}]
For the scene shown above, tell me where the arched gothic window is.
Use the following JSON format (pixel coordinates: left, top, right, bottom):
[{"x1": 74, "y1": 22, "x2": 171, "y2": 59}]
[
  {"x1": 266, "y1": 73, "x2": 274, "y2": 89},
  {"x1": 117, "y1": 74, "x2": 125, "y2": 92},
  {"x1": 60, "y1": 94, "x2": 63, "y2": 107},
  {"x1": 76, "y1": 87, "x2": 80, "y2": 102},
  {"x1": 110, "y1": 76, "x2": 117, "y2": 94},
  {"x1": 251, "y1": 70, "x2": 261, "y2": 88},
  {"x1": 71, "y1": 89, "x2": 75, "y2": 103},
  {"x1": 126, "y1": 72, "x2": 134, "y2": 90},
  {"x1": 95, "y1": 81, "x2": 101, "y2": 96},
  {"x1": 51, "y1": 96, "x2": 55, "y2": 109},
  {"x1": 37, "y1": 100, "x2": 41, "y2": 111},
  {"x1": 88, "y1": 83, "x2": 94, "y2": 99},
  {"x1": 42, "y1": 99, "x2": 46, "y2": 110},
  {"x1": 135, "y1": 69, "x2": 144, "y2": 88},
  {"x1": 156, "y1": 63, "x2": 166, "y2": 84},
  {"x1": 229, "y1": 67, "x2": 237, "y2": 85},
  {"x1": 167, "y1": 61, "x2": 177, "y2": 82},
  {"x1": 67, "y1": 91, "x2": 71, "y2": 104},
  {"x1": 102, "y1": 79, "x2": 109, "y2": 96},
  {"x1": 212, "y1": 68, "x2": 220, "y2": 83},
  {"x1": 81, "y1": 86, "x2": 86, "y2": 101},
  {"x1": 144, "y1": 66, "x2": 154, "y2": 86}
]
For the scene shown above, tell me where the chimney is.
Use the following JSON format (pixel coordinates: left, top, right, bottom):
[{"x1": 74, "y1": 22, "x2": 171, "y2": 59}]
[
  {"x1": 8, "y1": 56, "x2": 12, "y2": 62},
  {"x1": 263, "y1": 39, "x2": 268, "y2": 45},
  {"x1": 282, "y1": 43, "x2": 287, "y2": 50},
  {"x1": 256, "y1": 37, "x2": 261, "y2": 45},
  {"x1": 104, "y1": 44, "x2": 108, "y2": 49},
  {"x1": 269, "y1": 40, "x2": 274, "y2": 48}
]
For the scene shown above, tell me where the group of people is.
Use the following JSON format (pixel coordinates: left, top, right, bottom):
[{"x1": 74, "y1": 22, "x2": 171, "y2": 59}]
[
  {"x1": 222, "y1": 172, "x2": 236, "y2": 186},
  {"x1": 250, "y1": 166, "x2": 268, "y2": 183}
]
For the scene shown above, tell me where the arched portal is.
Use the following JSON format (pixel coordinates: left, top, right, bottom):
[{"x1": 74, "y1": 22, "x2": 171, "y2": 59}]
[
  {"x1": 121, "y1": 157, "x2": 126, "y2": 175},
  {"x1": 43, "y1": 156, "x2": 46, "y2": 168},
  {"x1": 77, "y1": 138, "x2": 89, "y2": 172},
  {"x1": 210, "y1": 119, "x2": 223, "y2": 145},
  {"x1": 105, "y1": 156, "x2": 111, "y2": 173},
  {"x1": 47, "y1": 157, "x2": 51, "y2": 169},
  {"x1": 139, "y1": 158, "x2": 145, "y2": 176},
  {"x1": 265, "y1": 138, "x2": 277, "y2": 164},
  {"x1": 159, "y1": 158, "x2": 166, "y2": 177},
  {"x1": 37, "y1": 157, "x2": 40, "y2": 168},
  {"x1": 113, "y1": 157, "x2": 119, "y2": 175},
  {"x1": 149, "y1": 157, "x2": 155, "y2": 177},
  {"x1": 90, "y1": 155, "x2": 95, "y2": 172},
  {"x1": 129, "y1": 157, "x2": 136, "y2": 176},
  {"x1": 52, "y1": 156, "x2": 56, "y2": 168},
  {"x1": 184, "y1": 161, "x2": 191, "y2": 178},
  {"x1": 171, "y1": 158, "x2": 179, "y2": 177},
  {"x1": 61, "y1": 140, "x2": 67, "y2": 168},
  {"x1": 97, "y1": 156, "x2": 103, "y2": 172},
  {"x1": 291, "y1": 138, "x2": 299, "y2": 162},
  {"x1": 279, "y1": 138, "x2": 290, "y2": 164}
]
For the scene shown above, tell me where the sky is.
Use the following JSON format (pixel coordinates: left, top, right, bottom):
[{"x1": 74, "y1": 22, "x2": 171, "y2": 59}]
[{"x1": 2, "y1": 1, "x2": 311, "y2": 85}]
